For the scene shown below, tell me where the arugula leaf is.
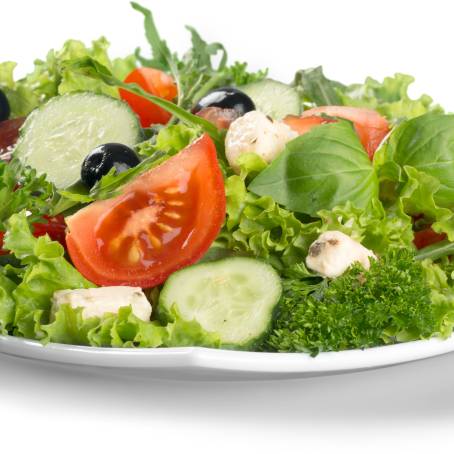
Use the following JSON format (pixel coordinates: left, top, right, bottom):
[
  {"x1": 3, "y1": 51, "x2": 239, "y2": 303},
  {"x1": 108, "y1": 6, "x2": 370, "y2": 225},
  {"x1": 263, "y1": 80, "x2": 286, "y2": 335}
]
[
  {"x1": 131, "y1": 2, "x2": 267, "y2": 110},
  {"x1": 249, "y1": 121, "x2": 379, "y2": 216},
  {"x1": 293, "y1": 66, "x2": 344, "y2": 106},
  {"x1": 131, "y1": 2, "x2": 176, "y2": 71},
  {"x1": 64, "y1": 56, "x2": 223, "y2": 147},
  {"x1": 0, "y1": 159, "x2": 54, "y2": 230}
]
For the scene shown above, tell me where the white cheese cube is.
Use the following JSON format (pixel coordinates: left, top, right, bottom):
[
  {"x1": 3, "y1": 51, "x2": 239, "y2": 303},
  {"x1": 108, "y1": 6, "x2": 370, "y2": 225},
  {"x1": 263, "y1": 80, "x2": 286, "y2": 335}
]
[{"x1": 52, "y1": 287, "x2": 152, "y2": 321}]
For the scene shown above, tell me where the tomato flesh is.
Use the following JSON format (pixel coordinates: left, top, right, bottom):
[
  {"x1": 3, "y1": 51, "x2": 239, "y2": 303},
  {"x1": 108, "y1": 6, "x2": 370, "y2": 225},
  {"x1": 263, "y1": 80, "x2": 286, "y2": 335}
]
[
  {"x1": 119, "y1": 68, "x2": 177, "y2": 127},
  {"x1": 298, "y1": 106, "x2": 390, "y2": 159},
  {"x1": 66, "y1": 134, "x2": 225, "y2": 288},
  {"x1": 413, "y1": 227, "x2": 446, "y2": 250},
  {"x1": 283, "y1": 115, "x2": 334, "y2": 135},
  {"x1": 0, "y1": 215, "x2": 67, "y2": 255}
]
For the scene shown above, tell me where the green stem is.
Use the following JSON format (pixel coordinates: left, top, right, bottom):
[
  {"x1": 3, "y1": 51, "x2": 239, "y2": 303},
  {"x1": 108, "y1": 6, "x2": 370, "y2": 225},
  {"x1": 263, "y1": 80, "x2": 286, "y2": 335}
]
[{"x1": 415, "y1": 240, "x2": 454, "y2": 261}]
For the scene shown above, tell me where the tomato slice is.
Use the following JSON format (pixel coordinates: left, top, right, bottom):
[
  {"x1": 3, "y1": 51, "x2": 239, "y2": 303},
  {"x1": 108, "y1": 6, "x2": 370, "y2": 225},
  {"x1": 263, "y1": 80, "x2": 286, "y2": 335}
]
[
  {"x1": 297, "y1": 106, "x2": 390, "y2": 159},
  {"x1": 119, "y1": 68, "x2": 177, "y2": 127},
  {"x1": 283, "y1": 115, "x2": 334, "y2": 135},
  {"x1": 66, "y1": 134, "x2": 226, "y2": 288}
]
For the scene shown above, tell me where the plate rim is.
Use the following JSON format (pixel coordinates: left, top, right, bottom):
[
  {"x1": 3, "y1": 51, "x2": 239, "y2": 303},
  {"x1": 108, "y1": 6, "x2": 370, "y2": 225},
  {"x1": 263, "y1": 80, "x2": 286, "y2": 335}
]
[{"x1": 1, "y1": 334, "x2": 454, "y2": 373}]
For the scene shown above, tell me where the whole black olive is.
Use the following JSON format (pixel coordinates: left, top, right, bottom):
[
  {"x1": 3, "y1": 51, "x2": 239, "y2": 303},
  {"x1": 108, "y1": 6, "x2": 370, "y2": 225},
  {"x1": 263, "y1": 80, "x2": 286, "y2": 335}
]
[
  {"x1": 0, "y1": 89, "x2": 10, "y2": 122},
  {"x1": 192, "y1": 87, "x2": 255, "y2": 117},
  {"x1": 81, "y1": 143, "x2": 140, "y2": 188}
]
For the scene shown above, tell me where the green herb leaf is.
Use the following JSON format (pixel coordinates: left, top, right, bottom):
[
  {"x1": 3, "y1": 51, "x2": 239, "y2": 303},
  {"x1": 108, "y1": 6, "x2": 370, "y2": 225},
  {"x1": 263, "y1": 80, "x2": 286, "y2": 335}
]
[
  {"x1": 293, "y1": 66, "x2": 344, "y2": 106},
  {"x1": 249, "y1": 121, "x2": 379, "y2": 216},
  {"x1": 267, "y1": 249, "x2": 436, "y2": 355}
]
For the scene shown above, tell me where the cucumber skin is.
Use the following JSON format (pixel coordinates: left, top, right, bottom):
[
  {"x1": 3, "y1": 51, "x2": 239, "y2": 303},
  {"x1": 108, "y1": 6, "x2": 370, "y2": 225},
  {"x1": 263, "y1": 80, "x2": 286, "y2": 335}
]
[
  {"x1": 158, "y1": 303, "x2": 279, "y2": 351},
  {"x1": 13, "y1": 92, "x2": 143, "y2": 187},
  {"x1": 158, "y1": 257, "x2": 282, "y2": 351}
]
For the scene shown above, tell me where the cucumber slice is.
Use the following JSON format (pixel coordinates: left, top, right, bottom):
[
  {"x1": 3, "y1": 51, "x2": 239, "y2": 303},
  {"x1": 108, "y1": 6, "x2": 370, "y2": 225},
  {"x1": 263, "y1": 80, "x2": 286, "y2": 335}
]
[
  {"x1": 241, "y1": 79, "x2": 300, "y2": 120},
  {"x1": 159, "y1": 257, "x2": 282, "y2": 348},
  {"x1": 14, "y1": 93, "x2": 142, "y2": 189}
]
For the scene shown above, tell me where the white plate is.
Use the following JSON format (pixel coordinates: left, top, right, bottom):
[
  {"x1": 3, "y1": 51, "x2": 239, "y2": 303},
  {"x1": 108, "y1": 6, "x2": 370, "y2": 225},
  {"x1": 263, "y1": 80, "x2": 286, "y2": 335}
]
[{"x1": 1, "y1": 334, "x2": 454, "y2": 380}]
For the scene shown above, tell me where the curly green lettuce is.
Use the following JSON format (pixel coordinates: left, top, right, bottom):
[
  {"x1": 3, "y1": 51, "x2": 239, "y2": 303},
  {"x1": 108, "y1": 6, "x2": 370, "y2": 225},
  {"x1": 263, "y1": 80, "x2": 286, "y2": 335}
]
[
  {"x1": 0, "y1": 37, "x2": 136, "y2": 118},
  {"x1": 293, "y1": 67, "x2": 441, "y2": 123}
]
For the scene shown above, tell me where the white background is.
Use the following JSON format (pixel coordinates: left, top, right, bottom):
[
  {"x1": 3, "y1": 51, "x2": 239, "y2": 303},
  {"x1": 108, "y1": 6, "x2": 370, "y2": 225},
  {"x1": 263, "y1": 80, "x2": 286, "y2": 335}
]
[{"x1": 1, "y1": 0, "x2": 454, "y2": 452}]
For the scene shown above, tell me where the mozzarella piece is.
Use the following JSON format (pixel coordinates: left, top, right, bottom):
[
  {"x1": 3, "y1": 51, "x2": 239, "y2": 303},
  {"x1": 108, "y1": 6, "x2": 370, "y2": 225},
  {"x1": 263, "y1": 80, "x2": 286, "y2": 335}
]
[
  {"x1": 225, "y1": 111, "x2": 297, "y2": 173},
  {"x1": 306, "y1": 231, "x2": 376, "y2": 279},
  {"x1": 52, "y1": 287, "x2": 152, "y2": 321}
]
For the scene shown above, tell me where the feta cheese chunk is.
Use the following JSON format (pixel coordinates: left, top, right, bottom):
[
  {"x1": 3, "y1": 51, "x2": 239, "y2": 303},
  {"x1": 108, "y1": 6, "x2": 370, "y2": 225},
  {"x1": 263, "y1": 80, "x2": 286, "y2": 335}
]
[
  {"x1": 306, "y1": 231, "x2": 376, "y2": 279},
  {"x1": 52, "y1": 287, "x2": 152, "y2": 321},
  {"x1": 225, "y1": 111, "x2": 297, "y2": 173}
]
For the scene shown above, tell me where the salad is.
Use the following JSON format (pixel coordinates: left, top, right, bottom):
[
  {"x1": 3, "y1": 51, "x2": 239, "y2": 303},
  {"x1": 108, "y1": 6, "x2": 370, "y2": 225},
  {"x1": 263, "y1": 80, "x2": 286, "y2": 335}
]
[{"x1": 1, "y1": 2, "x2": 454, "y2": 356}]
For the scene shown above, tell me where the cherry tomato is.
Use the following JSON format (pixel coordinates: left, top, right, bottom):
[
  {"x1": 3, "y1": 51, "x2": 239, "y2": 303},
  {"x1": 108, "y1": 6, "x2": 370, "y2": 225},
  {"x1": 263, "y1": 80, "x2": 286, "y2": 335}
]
[
  {"x1": 295, "y1": 106, "x2": 390, "y2": 159},
  {"x1": 66, "y1": 134, "x2": 226, "y2": 288},
  {"x1": 0, "y1": 117, "x2": 26, "y2": 159},
  {"x1": 0, "y1": 215, "x2": 67, "y2": 255},
  {"x1": 119, "y1": 68, "x2": 177, "y2": 127},
  {"x1": 413, "y1": 228, "x2": 446, "y2": 249},
  {"x1": 33, "y1": 215, "x2": 67, "y2": 248}
]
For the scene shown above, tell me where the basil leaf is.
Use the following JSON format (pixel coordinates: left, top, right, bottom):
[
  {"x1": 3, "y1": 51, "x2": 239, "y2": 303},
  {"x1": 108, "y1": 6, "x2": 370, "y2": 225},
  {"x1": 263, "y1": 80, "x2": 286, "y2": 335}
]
[
  {"x1": 385, "y1": 114, "x2": 454, "y2": 209},
  {"x1": 248, "y1": 121, "x2": 378, "y2": 216}
]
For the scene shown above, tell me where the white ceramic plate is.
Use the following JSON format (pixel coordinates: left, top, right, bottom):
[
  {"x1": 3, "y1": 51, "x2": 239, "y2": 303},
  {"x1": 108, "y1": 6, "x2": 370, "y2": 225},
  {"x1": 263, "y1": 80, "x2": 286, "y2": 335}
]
[{"x1": 1, "y1": 334, "x2": 454, "y2": 380}]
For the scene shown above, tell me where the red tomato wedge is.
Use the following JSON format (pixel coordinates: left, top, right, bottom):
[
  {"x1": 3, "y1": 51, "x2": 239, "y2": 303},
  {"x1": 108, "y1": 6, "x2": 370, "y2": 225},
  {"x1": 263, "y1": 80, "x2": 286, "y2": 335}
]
[
  {"x1": 119, "y1": 68, "x2": 178, "y2": 127},
  {"x1": 288, "y1": 106, "x2": 390, "y2": 159},
  {"x1": 66, "y1": 134, "x2": 226, "y2": 288}
]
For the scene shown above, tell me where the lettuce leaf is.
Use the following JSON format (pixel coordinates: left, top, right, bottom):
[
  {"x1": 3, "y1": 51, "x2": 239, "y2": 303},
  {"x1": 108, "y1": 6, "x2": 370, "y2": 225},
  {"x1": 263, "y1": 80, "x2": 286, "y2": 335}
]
[
  {"x1": 317, "y1": 198, "x2": 414, "y2": 254},
  {"x1": 421, "y1": 259, "x2": 454, "y2": 338},
  {"x1": 136, "y1": 124, "x2": 201, "y2": 157},
  {"x1": 0, "y1": 38, "x2": 136, "y2": 118},
  {"x1": 41, "y1": 304, "x2": 219, "y2": 348},
  {"x1": 0, "y1": 212, "x2": 219, "y2": 348},
  {"x1": 374, "y1": 114, "x2": 454, "y2": 240},
  {"x1": 0, "y1": 272, "x2": 17, "y2": 334},
  {"x1": 293, "y1": 67, "x2": 441, "y2": 123},
  {"x1": 218, "y1": 174, "x2": 319, "y2": 275},
  {"x1": 338, "y1": 73, "x2": 442, "y2": 123},
  {"x1": 3, "y1": 212, "x2": 95, "y2": 338}
]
